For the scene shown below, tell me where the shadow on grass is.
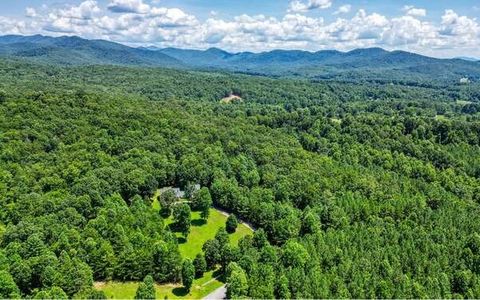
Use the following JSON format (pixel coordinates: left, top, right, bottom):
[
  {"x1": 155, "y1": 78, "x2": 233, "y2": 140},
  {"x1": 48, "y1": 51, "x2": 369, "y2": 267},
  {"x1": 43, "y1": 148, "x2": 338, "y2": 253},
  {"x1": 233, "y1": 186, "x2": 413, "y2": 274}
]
[
  {"x1": 213, "y1": 269, "x2": 226, "y2": 283},
  {"x1": 168, "y1": 222, "x2": 180, "y2": 233},
  {"x1": 172, "y1": 287, "x2": 189, "y2": 297},
  {"x1": 191, "y1": 218, "x2": 207, "y2": 227}
]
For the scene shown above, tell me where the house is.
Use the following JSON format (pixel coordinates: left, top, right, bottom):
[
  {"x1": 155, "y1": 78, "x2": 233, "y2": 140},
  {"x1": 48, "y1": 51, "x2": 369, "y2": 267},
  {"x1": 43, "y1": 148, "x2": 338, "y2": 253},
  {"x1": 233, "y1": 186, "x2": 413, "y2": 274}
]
[{"x1": 159, "y1": 184, "x2": 200, "y2": 199}]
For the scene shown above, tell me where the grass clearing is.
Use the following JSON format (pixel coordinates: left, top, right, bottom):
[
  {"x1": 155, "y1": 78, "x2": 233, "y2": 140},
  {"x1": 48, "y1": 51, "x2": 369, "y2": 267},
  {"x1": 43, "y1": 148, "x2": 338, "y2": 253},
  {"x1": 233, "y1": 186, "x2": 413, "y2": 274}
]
[
  {"x1": 220, "y1": 94, "x2": 243, "y2": 104},
  {"x1": 151, "y1": 189, "x2": 161, "y2": 211},
  {"x1": 96, "y1": 270, "x2": 223, "y2": 299},
  {"x1": 167, "y1": 208, "x2": 252, "y2": 259},
  {"x1": 95, "y1": 201, "x2": 253, "y2": 299}
]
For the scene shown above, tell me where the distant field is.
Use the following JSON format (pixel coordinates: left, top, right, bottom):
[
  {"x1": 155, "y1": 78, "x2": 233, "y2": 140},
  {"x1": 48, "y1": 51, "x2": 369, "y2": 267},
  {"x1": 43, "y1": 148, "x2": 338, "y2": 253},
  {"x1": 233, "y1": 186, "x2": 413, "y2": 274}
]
[
  {"x1": 330, "y1": 118, "x2": 342, "y2": 124},
  {"x1": 95, "y1": 205, "x2": 252, "y2": 299},
  {"x1": 457, "y1": 100, "x2": 473, "y2": 105},
  {"x1": 435, "y1": 115, "x2": 448, "y2": 121}
]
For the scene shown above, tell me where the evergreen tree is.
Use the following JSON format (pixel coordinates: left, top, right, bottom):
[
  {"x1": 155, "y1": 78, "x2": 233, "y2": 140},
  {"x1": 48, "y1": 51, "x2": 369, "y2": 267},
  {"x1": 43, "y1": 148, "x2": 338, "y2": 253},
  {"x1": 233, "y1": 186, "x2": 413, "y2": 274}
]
[
  {"x1": 193, "y1": 254, "x2": 207, "y2": 278},
  {"x1": 226, "y1": 263, "x2": 248, "y2": 299},
  {"x1": 202, "y1": 239, "x2": 221, "y2": 270},
  {"x1": 181, "y1": 259, "x2": 195, "y2": 292},
  {"x1": 226, "y1": 215, "x2": 238, "y2": 234},
  {"x1": 135, "y1": 275, "x2": 156, "y2": 300},
  {"x1": 0, "y1": 271, "x2": 20, "y2": 299}
]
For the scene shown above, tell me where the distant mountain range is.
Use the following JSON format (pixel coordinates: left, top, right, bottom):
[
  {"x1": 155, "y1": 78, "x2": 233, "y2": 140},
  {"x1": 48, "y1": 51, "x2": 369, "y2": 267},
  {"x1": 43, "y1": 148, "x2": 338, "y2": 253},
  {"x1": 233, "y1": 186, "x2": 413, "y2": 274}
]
[
  {"x1": 455, "y1": 57, "x2": 479, "y2": 62},
  {"x1": 0, "y1": 34, "x2": 180, "y2": 67},
  {"x1": 1, "y1": 34, "x2": 479, "y2": 83}
]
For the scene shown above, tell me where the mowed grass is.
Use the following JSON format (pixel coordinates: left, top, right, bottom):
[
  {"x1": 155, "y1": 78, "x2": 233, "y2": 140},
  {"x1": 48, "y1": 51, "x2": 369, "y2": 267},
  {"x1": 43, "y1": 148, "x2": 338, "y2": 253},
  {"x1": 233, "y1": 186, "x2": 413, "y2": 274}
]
[
  {"x1": 168, "y1": 209, "x2": 252, "y2": 259},
  {"x1": 151, "y1": 189, "x2": 161, "y2": 211},
  {"x1": 96, "y1": 199, "x2": 253, "y2": 299},
  {"x1": 96, "y1": 270, "x2": 223, "y2": 299}
]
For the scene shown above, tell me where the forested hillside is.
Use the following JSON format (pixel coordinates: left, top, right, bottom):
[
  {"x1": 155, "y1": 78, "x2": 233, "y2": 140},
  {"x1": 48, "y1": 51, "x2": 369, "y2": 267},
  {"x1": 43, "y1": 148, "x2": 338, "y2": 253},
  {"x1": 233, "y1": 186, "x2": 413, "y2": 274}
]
[
  {"x1": 1, "y1": 58, "x2": 480, "y2": 298},
  {"x1": 1, "y1": 35, "x2": 480, "y2": 84}
]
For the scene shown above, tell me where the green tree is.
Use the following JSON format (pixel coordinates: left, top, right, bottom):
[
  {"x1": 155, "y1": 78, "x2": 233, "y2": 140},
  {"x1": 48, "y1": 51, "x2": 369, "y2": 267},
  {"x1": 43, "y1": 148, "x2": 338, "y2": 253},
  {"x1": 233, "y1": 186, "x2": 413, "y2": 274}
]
[
  {"x1": 301, "y1": 207, "x2": 320, "y2": 235},
  {"x1": 196, "y1": 188, "x2": 213, "y2": 220},
  {"x1": 159, "y1": 189, "x2": 176, "y2": 218},
  {"x1": 193, "y1": 253, "x2": 207, "y2": 278},
  {"x1": 202, "y1": 239, "x2": 221, "y2": 270},
  {"x1": 281, "y1": 240, "x2": 309, "y2": 269},
  {"x1": 276, "y1": 274, "x2": 291, "y2": 299},
  {"x1": 135, "y1": 275, "x2": 156, "y2": 300},
  {"x1": 215, "y1": 227, "x2": 229, "y2": 246},
  {"x1": 226, "y1": 215, "x2": 238, "y2": 234},
  {"x1": 226, "y1": 263, "x2": 248, "y2": 299},
  {"x1": 252, "y1": 229, "x2": 268, "y2": 249},
  {"x1": 173, "y1": 203, "x2": 191, "y2": 237},
  {"x1": 0, "y1": 270, "x2": 20, "y2": 299},
  {"x1": 0, "y1": 90, "x2": 6, "y2": 103},
  {"x1": 181, "y1": 259, "x2": 195, "y2": 292}
]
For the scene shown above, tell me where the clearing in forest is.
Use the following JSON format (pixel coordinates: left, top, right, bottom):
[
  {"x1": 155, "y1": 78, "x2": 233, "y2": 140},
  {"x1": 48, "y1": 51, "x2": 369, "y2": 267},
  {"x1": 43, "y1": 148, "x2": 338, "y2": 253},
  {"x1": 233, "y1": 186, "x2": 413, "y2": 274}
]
[
  {"x1": 220, "y1": 94, "x2": 243, "y2": 104},
  {"x1": 95, "y1": 205, "x2": 252, "y2": 299}
]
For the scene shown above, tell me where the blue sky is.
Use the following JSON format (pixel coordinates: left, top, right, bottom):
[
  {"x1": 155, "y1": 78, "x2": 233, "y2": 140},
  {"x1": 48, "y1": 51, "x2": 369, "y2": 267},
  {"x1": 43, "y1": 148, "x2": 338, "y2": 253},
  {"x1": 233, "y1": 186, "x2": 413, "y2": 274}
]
[{"x1": 0, "y1": 0, "x2": 479, "y2": 57}]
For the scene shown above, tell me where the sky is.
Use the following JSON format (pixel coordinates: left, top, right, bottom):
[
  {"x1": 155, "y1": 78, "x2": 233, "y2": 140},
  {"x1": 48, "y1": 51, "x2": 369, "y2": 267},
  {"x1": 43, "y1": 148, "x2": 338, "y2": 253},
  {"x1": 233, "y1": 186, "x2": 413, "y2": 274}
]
[{"x1": 0, "y1": 0, "x2": 479, "y2": 58}]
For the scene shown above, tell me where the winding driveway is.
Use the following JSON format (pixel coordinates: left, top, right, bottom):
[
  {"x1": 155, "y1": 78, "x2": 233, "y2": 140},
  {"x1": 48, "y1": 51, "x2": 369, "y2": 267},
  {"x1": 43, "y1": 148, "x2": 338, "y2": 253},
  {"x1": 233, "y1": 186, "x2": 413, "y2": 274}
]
[
  {"x1": 203, "y1": 285, "x2": 227, "y2": 300},
  {"x1": 202, "y1": 208, "x2": 256, "y2": 300}
]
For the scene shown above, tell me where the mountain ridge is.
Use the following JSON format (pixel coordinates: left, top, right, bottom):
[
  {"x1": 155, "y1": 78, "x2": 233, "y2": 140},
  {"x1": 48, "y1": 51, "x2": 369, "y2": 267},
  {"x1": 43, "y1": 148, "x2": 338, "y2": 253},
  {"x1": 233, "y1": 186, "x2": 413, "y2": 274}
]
[{"x1": 1, "y1": 34, "x2": 479, "y2": 82}]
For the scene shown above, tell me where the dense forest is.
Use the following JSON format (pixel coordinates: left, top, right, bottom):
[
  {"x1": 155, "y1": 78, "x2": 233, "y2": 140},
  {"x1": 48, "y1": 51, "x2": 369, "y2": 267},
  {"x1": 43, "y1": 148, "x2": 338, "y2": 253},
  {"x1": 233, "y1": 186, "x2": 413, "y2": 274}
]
[{"x1": 1, "y1": 57, "x2": 480, "y2": 298}]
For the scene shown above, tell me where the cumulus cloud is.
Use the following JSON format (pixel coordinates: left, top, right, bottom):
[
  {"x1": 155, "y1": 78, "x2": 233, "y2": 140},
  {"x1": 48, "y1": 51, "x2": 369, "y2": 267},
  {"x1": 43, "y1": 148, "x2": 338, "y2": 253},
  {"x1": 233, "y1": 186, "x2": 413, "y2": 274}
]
[
  {"x1": 334, "y1": 5, "x2": 351, "y2": 15},
  {"x1": 25, "y1": 7, "x2": 37, "y2": 18},
  {"x1": 108, "y1": 0, "x2": 150, "y2": 14},
  {"x1": 440, "y1": 9, "x2": 479, "y2": 37},
  {"x1": 288, "y1": 0, "x2": 332, "y2": 13},
  {"x1": 1, "y1": 1, "x2": 480, "y2": 57},
  {"x1": 403, "y1": 5, "x2": 426, "y2": 17}
]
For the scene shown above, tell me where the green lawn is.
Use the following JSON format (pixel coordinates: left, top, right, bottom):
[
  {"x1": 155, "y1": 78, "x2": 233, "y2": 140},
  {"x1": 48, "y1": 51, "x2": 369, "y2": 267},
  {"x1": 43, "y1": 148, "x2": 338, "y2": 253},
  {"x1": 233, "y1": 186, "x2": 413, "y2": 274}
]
[
  {"x1": 151, "y1": 189, "x2": 161, "y2": 211},
  {"x1": 95, "y1": 203, "x2": 252, "y2": 299},
  {"x1": 168, "y1": 209, "x2": 252, "y2": 259},
  {"x1": 96, "y1": 270, "x2": 223, "y2": 299}
]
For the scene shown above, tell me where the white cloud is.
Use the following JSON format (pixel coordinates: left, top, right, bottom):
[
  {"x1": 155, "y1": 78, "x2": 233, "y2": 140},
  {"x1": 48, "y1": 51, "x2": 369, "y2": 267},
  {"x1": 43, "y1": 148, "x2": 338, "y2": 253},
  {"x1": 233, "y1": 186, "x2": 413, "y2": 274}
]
[
  {"x1": 26, "y1": 7, "x2": 37, "y2": 18},
  {"x1": 108, "y1": 0, "x2": 150, "y2": 14},
  {"x1": 382, "y1": 15, "x2": 438, "y2": 46},
  {"x1": 440, "y1": 10, "x2": 479, "y2": 37},
  {"x1": 55, "y1": 0, "x2": 101, "y2": 20},
  {"x1": 403, "y1": 5, "x2": 427, "y2": 17},
  {"x1": 0, "y1": 16, "x2": 32, "y2": 35},
  {"x1": 288, "y1": 0, "x2": 332, "y2": 13},
  {"x1": 334, "y1": 4, "x2": 351, "y2": 15},
  {"x1": 1, "y1": 2, "x2": 480, "y2": 58}
]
